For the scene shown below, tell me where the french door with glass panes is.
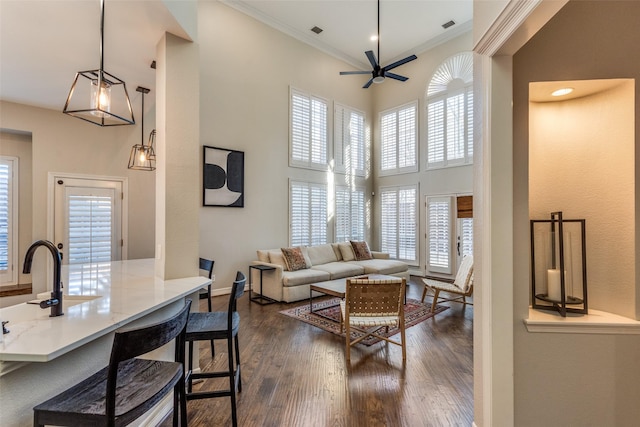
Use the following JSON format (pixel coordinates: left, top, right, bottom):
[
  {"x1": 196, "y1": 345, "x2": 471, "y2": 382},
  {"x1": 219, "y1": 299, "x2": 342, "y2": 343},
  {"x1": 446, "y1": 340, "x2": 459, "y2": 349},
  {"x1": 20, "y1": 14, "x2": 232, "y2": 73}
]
[
  {"x1": 54, "y1": 177, "x2": 123, "y2": 265},
  {"x1": 426, "y1": 195, "x2": 473, "y2": 276}
]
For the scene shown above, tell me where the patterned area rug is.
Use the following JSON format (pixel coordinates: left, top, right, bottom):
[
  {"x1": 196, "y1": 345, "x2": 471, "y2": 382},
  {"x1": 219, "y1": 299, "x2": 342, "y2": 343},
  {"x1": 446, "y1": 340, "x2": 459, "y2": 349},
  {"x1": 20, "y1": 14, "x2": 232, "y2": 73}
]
[{"x1": 280, "y1": 297, "x2": 448, "y2": 346}]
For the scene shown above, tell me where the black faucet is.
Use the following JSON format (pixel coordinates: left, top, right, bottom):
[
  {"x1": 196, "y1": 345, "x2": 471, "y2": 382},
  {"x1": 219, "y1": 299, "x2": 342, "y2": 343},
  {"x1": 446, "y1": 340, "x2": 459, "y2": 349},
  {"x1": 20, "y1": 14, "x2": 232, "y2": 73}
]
[{"x1": 23, "y1": 240, "x2": 63, "y2": 317}]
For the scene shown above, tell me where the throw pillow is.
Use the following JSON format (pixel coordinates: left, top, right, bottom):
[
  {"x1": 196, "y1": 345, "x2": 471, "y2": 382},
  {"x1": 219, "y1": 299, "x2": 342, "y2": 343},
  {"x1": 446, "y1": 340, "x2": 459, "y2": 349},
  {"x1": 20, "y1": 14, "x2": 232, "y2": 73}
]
[
  {"x1": 338, "y1": 242, "x2": 356, "y2": 261},
  {"x1": 350, "y1": 240, "x2": 373, "y2": 260},
  {"x1": 281, "y1": 247, "x2": 309, "y2": 271}
]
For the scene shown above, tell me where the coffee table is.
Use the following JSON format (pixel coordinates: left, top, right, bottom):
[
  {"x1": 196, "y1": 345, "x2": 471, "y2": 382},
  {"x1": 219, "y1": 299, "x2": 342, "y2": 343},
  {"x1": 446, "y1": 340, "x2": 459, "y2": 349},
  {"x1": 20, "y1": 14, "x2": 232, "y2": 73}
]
[{"x1": 309, "y1": 274, "x2": 404, "y2": 327}]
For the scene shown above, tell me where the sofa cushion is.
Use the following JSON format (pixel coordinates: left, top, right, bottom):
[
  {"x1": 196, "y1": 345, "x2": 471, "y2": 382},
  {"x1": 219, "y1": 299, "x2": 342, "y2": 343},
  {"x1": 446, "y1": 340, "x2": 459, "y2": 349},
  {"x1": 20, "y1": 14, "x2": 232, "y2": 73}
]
[
  {"x1": 268, "y1": 250, "x2": 287, "y2": 269},
  {"x1": 257, "y1": 250, "x2": 270, "y2": 262},
  {"x1": 311, "y1": 262, "x2": 364, "y2": 279},
  {"x1": 338, "y1": 242, "x2": 355, "y2": 261},
  {"x1": 307, "y1": 244, "x2": 338, "y2": 266},
  {"x1": 349, "y1": 259, "x2": 407, "y2": 275},
  {"x1": 331, "y1": 243, "x2": 343, "y2": 261},
  {"x1": 282, "y1": 269, "x2": 330, "y2": 287},
  {"x1": 281, "y1": 247, "x2": 309, "y2": 271},
  {"x1": 350, "y1": 240, "x2": 373, "y2": 260}
]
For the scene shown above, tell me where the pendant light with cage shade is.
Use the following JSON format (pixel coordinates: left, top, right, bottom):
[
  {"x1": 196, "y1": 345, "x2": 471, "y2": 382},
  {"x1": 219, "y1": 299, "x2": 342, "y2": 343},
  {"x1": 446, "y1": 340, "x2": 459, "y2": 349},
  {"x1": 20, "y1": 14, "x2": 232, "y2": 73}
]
[
  {"x1": 63, "y1": 0, "x2": 134, "y2": 126},
  {"x1": 128, "y1": 87, "x2": 156, "y2": 171}
]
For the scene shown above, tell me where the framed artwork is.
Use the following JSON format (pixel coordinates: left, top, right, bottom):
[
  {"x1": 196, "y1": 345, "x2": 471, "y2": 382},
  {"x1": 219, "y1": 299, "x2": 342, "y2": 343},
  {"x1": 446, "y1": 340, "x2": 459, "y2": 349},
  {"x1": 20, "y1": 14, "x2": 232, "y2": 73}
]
[{"x1": 203, "y1": 145, "x2": 244, "y2": 207}]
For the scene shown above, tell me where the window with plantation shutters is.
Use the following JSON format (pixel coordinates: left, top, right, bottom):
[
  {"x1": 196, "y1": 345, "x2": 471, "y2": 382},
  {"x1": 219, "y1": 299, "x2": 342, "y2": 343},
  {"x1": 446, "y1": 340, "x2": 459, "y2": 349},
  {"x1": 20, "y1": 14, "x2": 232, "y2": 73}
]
[
  {"x1": 290, "y1": 88, "x2": 328, "y2": 170},
  {"x1": 67, "y1": 192, "x2": 114, "y2": 264},
  {"x1": 335, "y1": 185, "x2": 365, "y2": 242},
  {"x1": 427, "y1": 196, "x2": 452, "y2": 274},
  {"x1": 334, "y1": 103, "x2": 365, "y2": 176},
  {"x1": 380, "y1": 185, "x2": 417, "y2": 262},
  {"x1": 380, "y1": 102, "x2": 418, "y2": 175},
  {"x1": 426, "y1": 52, "x2": 473, "y2": 169},
  {"x1": 0, "y1": 157, "x2": 17, "y2": 285},
  {"x1": 289, "y1": 180, "x2": 327, "y2": 247}
]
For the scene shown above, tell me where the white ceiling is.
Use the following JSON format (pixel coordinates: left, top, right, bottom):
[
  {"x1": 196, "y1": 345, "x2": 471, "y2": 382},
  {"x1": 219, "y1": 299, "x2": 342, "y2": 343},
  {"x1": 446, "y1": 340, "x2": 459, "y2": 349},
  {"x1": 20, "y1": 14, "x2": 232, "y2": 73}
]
[{"x1": 0, "y1": 0, "x2": 472, "y2": 114}]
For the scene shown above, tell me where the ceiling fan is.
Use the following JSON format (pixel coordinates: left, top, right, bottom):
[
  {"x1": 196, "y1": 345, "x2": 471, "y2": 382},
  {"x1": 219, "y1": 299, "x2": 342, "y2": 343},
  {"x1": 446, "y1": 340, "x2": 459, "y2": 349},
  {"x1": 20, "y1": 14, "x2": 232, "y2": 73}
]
[{"x1": 340, "y1": 0, "x2": 417, "y2": 88}]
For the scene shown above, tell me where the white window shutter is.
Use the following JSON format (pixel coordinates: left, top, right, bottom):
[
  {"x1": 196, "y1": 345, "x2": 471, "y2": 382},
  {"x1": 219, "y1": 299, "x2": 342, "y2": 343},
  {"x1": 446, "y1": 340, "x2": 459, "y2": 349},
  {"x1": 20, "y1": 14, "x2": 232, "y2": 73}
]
[
  {"x1": 0, "y1": 158, "x2": 15, "y2": 283},
  {"x1": 290, "y1": 88, "x2": 327, "y2": 169},
  {"x1": 427, "y1": 196, "x2": 453, "y2": 274},
  {"x1": 380, "y1": 185, "x2": 417, "y2": 262},
  {"x1": 380, "y1": 101, "x2": 417, "y2": 174},
  {"x1": 67, "y1": 194, "x2": 113, "y2": 264},
  {"x1": 335, "y1": 186, "x2": 365, "y2": 242},
  {"x1": 290, "y1": 181, "x2": 327, "y2": 247}
]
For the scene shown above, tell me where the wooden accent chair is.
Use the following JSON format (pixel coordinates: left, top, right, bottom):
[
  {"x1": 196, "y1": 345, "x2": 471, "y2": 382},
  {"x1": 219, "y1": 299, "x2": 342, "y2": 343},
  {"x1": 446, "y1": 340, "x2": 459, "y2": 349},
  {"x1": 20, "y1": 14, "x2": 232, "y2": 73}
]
[
  {"x1": 185, "y1": 271, "x2": 246, "y2": 427},
  {"x1": 341, "y1": 277, "x2": 407, "y2": 361},
  {"x1": 421, "y1": 255, "x2": 474, "y2": 313},
  {"x1": 33, "y1": 299, "x2": 192, "y2": 427}
]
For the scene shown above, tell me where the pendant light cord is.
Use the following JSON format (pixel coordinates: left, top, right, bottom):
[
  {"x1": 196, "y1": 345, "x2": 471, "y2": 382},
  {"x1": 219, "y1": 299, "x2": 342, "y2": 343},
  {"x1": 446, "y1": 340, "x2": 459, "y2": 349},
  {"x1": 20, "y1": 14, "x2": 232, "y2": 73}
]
[{"x1": 98, "y1": 0, "x2": 105, "y2": 89}]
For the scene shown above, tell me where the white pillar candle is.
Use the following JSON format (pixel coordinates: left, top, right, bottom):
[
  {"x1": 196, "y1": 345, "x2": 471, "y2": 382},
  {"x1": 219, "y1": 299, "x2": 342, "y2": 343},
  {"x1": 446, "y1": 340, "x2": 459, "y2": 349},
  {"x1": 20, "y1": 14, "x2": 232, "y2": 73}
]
[{"x1": 547, "y1": 269, "x2": 566, "y2": 301}]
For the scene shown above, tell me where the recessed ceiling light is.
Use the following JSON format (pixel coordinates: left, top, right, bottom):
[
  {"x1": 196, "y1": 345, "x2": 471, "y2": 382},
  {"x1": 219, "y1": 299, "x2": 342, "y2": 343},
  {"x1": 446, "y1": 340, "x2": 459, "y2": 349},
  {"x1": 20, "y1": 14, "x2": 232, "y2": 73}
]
[
  {"x1": 552, "y1": 87, "x2": 574, "y2": 97},
  {"x1": 370, "y1": 35, "x2": 378, "y2": 41},
  {"x1": 310, "y1": 26, "x2": 323, "y2": 34}
]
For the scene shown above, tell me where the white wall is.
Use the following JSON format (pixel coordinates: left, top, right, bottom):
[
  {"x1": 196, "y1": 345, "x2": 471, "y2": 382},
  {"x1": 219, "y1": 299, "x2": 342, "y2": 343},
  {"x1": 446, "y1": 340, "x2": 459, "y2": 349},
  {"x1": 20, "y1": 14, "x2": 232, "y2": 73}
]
[
  {"x1": 512, "y1": 2, "x2": 640, "y2": 425},
  {"x1": 0, "y1": 100, "x2": 156, "y2": 306},
  {"x1": 197, "y1": 1, "x2": 373, "y2": 289}
]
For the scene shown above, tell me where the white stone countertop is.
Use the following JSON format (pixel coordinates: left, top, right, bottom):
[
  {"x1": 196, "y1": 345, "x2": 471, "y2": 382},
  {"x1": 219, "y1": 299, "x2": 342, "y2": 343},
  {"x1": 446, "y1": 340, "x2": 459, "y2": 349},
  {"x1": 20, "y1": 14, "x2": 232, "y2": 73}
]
[{"x1": 0, "y1": 259, "x2": 210, "y2": 362}]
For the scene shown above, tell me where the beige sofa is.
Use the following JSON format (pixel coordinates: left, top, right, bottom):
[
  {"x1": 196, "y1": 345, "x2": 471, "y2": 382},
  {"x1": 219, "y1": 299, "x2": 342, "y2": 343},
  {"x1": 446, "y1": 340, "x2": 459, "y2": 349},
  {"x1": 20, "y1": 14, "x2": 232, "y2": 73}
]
[{"x1": 251, "y1": 242, "x2": 409, "y2": 303}]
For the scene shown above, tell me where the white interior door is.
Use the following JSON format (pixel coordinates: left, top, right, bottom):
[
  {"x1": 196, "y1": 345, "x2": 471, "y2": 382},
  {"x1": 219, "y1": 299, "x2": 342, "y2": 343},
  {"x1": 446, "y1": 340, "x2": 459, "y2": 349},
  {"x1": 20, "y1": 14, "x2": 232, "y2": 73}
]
[{"x1": 54, "y1": 177, "x2": 122, "y2": 265}]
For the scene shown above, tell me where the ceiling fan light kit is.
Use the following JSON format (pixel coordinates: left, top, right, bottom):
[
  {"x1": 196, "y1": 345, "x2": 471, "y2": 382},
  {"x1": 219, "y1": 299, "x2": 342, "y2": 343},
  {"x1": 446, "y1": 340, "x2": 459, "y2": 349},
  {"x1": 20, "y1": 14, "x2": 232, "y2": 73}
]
[
  {"x1": 63, "y1": 0, "x2": 134, "y2": 126},
  {"x1": 340, "y1": 0, "x2": 417, "y2": 88}
]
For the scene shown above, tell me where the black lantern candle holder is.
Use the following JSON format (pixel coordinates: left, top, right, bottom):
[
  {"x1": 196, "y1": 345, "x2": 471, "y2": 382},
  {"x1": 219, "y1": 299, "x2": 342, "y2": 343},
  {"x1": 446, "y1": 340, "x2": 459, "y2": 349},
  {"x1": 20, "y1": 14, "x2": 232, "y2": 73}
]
[{"x1": 530, "y1": 211, "x2": 588, "y2": 317}]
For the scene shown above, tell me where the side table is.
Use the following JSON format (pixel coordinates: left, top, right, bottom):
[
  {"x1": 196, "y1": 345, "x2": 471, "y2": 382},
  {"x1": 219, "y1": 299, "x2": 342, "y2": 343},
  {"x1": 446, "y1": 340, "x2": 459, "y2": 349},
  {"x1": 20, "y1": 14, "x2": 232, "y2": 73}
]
[{"x1": 249, "y1": 264, "x2": 277, "y2": 305}]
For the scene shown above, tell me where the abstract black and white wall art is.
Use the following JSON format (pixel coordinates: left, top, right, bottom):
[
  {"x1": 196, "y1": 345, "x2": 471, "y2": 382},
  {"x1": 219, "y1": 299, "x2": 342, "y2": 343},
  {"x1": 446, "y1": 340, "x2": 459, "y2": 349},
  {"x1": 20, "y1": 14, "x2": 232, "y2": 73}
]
[{"x1": 203, "y1": 145, "x2": 244, "y2": 207}]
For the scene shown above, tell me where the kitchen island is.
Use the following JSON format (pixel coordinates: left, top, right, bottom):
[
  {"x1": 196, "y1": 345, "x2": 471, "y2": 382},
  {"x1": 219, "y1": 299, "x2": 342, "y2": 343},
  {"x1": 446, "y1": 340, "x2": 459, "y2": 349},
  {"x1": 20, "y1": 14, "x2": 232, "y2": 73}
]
[{"x1": 0, "y1": 258, "x2": 210, "y2": 426}]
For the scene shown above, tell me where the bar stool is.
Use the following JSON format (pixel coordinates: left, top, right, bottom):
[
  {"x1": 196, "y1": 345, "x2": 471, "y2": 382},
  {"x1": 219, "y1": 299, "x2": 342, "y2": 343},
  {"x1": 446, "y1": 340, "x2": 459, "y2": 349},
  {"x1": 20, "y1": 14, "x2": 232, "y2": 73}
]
[
  {"x1": 185, "y1": 271, "x2": 246, "y2": 427},
  {"x1": 199, "y1": 257, "x2": 215, "y2": 356},
  {"x1": 33, "y1": 299, "x2": 192, "y2": 427}
]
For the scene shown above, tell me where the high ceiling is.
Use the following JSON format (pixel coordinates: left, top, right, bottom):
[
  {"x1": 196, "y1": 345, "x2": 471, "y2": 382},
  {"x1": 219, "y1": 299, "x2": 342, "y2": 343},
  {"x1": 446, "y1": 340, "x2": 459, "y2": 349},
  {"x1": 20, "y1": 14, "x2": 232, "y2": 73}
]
[{"x1": 0, "y1": 0, "x2": 472, "y2": 113}]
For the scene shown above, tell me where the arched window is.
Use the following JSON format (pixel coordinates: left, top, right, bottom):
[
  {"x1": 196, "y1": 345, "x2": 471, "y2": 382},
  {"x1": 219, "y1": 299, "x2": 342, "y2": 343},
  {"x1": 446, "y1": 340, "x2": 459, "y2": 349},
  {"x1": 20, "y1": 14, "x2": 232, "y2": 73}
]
[{"x1": 426, "y1": 52, "x2": 473, "y2": 169}]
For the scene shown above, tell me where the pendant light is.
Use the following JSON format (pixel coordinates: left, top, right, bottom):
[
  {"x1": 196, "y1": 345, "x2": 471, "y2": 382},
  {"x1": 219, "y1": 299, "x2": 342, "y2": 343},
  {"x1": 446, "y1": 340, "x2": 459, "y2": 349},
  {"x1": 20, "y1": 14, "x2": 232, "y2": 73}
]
[
  {"x1": 128, "y1": 87, "x2": 156, "y2": 171},
  {"x1": 63, "y1": 0, "x2": 134, "y2": 126}
]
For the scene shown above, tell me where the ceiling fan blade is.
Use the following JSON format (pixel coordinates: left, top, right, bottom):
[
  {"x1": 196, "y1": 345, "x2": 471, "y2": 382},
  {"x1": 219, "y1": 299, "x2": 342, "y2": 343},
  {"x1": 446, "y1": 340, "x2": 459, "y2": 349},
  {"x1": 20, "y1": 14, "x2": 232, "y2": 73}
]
[
  {"x1": 363, "y1": 78, "x2": 374, "y2": 89},
  {"x1": 384, "y1": 54, "x2": 417, "y2": 71},
  {"x1": 340, "y1": 71, "x2": 372, "y2": 75},
  {"x1": 365, "y1": 50, "x2": 379, "y2": 69},
  {"x1": 385, "y1": 72, "x2": 409, "y2": 82}
]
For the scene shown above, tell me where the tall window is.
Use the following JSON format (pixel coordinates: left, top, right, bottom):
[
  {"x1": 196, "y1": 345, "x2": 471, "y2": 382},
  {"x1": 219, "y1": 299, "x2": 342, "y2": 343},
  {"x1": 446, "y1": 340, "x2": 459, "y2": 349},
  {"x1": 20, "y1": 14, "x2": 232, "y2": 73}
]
[
  {"x1": 426, "y1": 52, "x2": 473, "y2": 169},
  {"x1": 380, "y1": 185, "x2": 417, "y2": 262},
  {"x1": 290, "y1": 87, "x2": 328, "y2": 170},
  {"x1": 380, "y1": 101, "x2": 418, "y2": 175},
  {"x1": 289, "y1": 180, "x2": 327, "y2": 246},
  {"x1": 335, "y1": 185, "x2": 365, "y2": 242},
  {"x1": 426, "y1": 196, "x2": 453, "y2": 274},
  {"x1": 0, "y1": 157, "x2": 17, "y2": 285},
  {"x1": 334, "y1": 103, "x2": 365, "y2": 176}
]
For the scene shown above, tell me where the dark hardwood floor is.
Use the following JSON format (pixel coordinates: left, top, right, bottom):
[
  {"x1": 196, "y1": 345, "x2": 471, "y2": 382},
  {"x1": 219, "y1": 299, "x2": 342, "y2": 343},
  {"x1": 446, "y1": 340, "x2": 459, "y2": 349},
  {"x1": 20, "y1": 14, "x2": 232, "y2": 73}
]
[{"x1": 182, "y1": 276, "x2": 473, "y2": 427}]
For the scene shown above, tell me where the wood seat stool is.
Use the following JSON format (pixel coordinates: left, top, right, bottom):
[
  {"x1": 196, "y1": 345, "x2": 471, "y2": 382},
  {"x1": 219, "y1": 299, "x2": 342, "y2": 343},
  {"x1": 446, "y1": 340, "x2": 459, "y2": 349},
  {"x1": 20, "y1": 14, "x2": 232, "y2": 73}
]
[{"x1": 33, "y1": 299, "x2": 192, "y2": 427}]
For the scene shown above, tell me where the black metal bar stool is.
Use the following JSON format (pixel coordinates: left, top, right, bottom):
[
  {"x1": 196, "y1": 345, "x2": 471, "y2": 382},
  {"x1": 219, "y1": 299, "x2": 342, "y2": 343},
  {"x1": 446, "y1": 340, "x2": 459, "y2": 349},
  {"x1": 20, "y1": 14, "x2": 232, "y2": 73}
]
[
  {"x1": 33, "y1": 299, "x2": 192, "y2": 427},
  {"x1": 185, "y1": 271, "x2": 246, "y2": 427}
]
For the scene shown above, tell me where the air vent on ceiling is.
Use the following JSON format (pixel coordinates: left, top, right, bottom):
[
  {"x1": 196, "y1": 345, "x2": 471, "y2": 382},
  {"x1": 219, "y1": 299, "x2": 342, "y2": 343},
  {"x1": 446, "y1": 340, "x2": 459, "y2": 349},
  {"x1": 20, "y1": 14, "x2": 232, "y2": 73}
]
[
  {"x1": 310, "y1": 26, "x2": 323, "y2": 34},
  {"x1": 442, "y1": 20, "x2": 456, "y2": 29}
]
